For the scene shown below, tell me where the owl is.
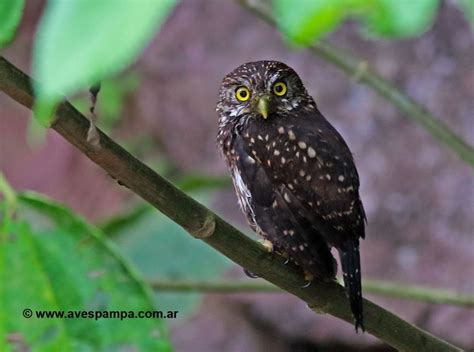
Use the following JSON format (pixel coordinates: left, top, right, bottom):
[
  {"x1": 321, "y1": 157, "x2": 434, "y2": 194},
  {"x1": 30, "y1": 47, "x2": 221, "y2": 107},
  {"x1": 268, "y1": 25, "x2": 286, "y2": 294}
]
[{"x1": 216, "y1": 60, "x2": 366, "y2": 331}]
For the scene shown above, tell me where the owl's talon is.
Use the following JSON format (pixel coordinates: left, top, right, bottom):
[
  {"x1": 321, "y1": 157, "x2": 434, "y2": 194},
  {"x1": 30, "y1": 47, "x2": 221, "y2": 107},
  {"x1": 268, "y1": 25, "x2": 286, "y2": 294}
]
[
  {"x1": 283, "y1": 258, "x2": 290, "y2": 265},
  {"x1": 243, "y1": 268, "x2": 259, "y2": 279},
  {"x1": 259, "y1": 239, "x2": 274, "y2": 253},
  {"x1": 301, "y1": 280, "x2": 312, "y2": 288}
]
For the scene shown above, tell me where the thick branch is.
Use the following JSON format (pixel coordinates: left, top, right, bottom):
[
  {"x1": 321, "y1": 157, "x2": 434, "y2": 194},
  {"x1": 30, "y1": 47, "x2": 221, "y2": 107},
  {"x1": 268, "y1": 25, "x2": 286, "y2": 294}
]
[
  {"x1": 237, "y1": 0, "x2": 474, "y2": 168},
  {"x1": 0, "y1": 56, "x2": 462, "y2": 352},
  {"x1": 149, "y1": 279, "x2": 474, "y2": 307}
]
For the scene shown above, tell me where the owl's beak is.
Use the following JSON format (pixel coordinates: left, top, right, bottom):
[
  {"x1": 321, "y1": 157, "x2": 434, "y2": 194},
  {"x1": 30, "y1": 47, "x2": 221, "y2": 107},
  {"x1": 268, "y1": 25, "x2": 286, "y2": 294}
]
[{"x1": 257, "y1": 96, "x2": 270, "y2": 119}]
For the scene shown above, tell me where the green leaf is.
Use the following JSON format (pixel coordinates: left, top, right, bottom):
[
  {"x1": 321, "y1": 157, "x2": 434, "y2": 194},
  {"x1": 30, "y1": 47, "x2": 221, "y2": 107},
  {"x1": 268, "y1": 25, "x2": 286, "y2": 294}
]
[
  {"x1": 0, "y1": 191, "x2": 172, "y2": 351},
  {"x1": 32, "y1": 99, "x2": 58, "y2": 128},
  {"x1": 99, "y1": 204, "x2": 152, "y2": 237},
  {"x1": 110, "y1": 194, "x2": 233, "y2": 321},
  {"x1": 273, "y1": 0, "x2": 346, "y2": 45},
  {"x1": 273, "y1": 0, "x2": 440, "y2": 44},
  {"x1": 0, "y1": 0, "x2": 24, "y2": 48},
  {"x1": 33, "y1": 0, "x2": 176, "y2": 102},
  {"x1": 364, "y1": 0, "x2": 439, "y2": 38},
  {"x1": 26, "y1": 114, "x2": 48, "y2": 147}
]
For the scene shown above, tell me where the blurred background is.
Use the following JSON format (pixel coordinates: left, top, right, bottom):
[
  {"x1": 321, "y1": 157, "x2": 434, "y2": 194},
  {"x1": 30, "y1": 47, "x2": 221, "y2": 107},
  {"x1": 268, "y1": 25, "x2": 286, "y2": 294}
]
[{"x1": 1, "y1": 0, "x2": 473, "y2": 351}]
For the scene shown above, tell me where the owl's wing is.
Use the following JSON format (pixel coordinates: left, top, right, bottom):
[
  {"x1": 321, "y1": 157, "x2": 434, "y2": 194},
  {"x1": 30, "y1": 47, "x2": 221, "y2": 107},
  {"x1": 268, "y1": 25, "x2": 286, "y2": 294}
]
[
  {"x1": 250, "y1": 111, "x2": 366, "y2": 246},
  {"x1": 240, "y1": 111, "x2": 366, "y2": 329},
  {"x1": 233, "y1": 137, "x2": 337, "y2": 279}
]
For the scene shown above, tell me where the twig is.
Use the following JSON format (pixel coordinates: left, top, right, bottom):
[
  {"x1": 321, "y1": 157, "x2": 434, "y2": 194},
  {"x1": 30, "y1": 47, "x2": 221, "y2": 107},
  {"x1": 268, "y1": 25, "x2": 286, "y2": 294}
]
[
  {"x1": 148, "y1": 279, "x2": 474, "y2": 308},
  {"x1": 0, "y1": 56, "x2": 462, "y2": 352},
  {"x1": 237, "y1": 0, "x2": 474, "y2": 168}
]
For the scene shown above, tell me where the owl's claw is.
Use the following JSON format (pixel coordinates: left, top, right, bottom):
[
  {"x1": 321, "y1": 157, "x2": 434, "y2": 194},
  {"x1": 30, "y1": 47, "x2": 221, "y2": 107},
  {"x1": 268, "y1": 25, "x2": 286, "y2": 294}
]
[
  {"x1": 259, "y1": 239, "x2": 274, "y2": 253},
  {"x1": 302, "y1": 270, "x2": 314, "y2": 288},
  {"x1": 283, "y1": 258, "x2": 290, "y2": 265},
  {"x1": 243, "y1": 268, "x2": 259, "y2": 279}
]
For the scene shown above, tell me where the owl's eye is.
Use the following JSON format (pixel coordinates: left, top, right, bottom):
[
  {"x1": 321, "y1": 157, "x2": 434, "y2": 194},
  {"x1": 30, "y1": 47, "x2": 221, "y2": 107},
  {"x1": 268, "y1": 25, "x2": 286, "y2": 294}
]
[
  {"x1": 235, "y1": 86, "x2": 251, "y2": 102},
  {"x1": 273, "y1": 82, "x2": 287, "y2": 96}
]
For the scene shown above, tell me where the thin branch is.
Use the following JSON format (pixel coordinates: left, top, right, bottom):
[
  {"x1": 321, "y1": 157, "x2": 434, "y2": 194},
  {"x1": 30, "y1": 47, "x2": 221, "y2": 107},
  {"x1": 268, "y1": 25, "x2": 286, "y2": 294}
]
[
  {"x1": 237, "y1": 0, "x2": 474, "y2": 168},
  {"x1": 148, "y1": 279, "x2": 474, "y2": 308},
  {"x1": 0, "y1": 56, "x2": 462, "y2": 352}
]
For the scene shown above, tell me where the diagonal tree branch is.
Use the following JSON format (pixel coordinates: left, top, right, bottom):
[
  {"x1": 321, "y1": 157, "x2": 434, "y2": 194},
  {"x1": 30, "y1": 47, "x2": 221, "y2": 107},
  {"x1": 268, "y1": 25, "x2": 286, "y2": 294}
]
[
  {"x1": 237, "y1": 0, "x2": 474, "y2": 168},
  {"x1": 0, "y1": 56, "x2": 462, "y2": 352}
]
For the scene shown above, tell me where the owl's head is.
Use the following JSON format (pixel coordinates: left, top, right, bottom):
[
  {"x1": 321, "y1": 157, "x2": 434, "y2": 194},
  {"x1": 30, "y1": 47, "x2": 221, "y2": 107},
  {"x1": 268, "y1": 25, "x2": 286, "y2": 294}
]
[{"x1": 216, "y1": 61, "x2": 314, "y2": 123}]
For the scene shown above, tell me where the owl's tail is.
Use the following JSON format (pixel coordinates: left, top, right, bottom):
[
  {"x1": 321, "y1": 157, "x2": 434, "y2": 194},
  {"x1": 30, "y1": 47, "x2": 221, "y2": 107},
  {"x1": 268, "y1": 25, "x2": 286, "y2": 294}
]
[{"x1": 339, "y1": 239, "x2": 364, "y2": 332}]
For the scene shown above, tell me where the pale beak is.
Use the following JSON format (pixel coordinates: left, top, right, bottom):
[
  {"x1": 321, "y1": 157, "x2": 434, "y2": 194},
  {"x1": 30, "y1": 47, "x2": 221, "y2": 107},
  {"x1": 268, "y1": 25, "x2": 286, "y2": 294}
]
[{"x1": 257, "y1": 96, "x2": 270, "y2": 119}]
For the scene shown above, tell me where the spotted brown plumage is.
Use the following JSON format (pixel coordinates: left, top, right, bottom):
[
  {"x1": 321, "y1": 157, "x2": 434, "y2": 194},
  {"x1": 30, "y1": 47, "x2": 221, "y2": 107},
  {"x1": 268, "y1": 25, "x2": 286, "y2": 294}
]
[{"x1": 216, "y1": 61, "x2": 366, "y2": 331}]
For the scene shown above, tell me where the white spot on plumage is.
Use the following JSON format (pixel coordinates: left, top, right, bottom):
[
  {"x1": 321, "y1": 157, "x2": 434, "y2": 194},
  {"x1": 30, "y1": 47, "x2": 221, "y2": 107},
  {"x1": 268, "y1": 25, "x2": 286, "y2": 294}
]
[
  {"x1": 307, "y1": 147, "x2": 316, "y2": 158},
  {"x1": 274, "y1": 149, "x2": 280, "y2": 156},
  {"x1": 338, "y1": 175, "x2": 345, "y2": 181},
  {"x1": 288, "y1": 130, "x2": 296, "y2": 140},
  {"x1": 298, "y1": 141, "x2": 307, "y2": 149}
]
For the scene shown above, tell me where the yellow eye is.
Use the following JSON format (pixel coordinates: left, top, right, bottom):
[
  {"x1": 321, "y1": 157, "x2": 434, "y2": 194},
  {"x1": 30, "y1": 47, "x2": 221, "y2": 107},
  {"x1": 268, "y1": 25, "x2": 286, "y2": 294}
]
[
  {"x1": 273, "y1": 82, "x2": 287, "y2": 96},
  {"x1": 235, "y1": 86, "x2": 251, "y2": 101}
]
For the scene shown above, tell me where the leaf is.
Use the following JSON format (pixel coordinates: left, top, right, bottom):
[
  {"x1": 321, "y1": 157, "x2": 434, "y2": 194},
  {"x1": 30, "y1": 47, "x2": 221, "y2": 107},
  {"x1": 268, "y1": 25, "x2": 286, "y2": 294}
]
[
  {"x1": 110, "y1": 193, "x2": 233, "y2": 321},
  {"x1": 272, "y1": 0, "x2": 440, "y2": 44},
  {"x1": 99, "y1": 204, "x2": 152, "y2": 237},
  {"x1": 33, "y1": 0, "x2": 176, "y2": 111},
  {"x1": 0, "y1": 191, "x2": 172, "y2": 351},
  {"x1": 32, "y1": 99, "x2": 58, "y2": 128},
  {"x1": 363, "y1": 0, "x2": 440, "y2": 38},
  {"x1": 0, "y1": 0, "x2": 24, "y2": 48},
  {"x1": 273, "y1": 0, "x2": 346, "y2": 45}
]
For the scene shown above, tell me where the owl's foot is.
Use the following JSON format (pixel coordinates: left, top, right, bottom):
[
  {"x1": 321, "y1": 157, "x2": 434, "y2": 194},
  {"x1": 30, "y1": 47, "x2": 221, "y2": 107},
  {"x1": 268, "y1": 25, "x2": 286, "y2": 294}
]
[
  {"x1": 283, "y1": 258, "x2": 290, "y2": 265},
  {"x1": 302, "y1": 270, "x2": 314, "y2": 288},
  {"x1": 243, "y1": 268, "x2": 259, "y2": 279},
  {"x1": 259, "y1": 239, "x2": 274, "y2": 253}
]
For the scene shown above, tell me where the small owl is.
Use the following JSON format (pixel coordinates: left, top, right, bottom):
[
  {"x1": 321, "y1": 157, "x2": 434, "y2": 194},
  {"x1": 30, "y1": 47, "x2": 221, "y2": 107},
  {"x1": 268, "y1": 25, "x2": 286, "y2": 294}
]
[{"x1": 216, "y1": 61, "x2": 366, "y2": 331}]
